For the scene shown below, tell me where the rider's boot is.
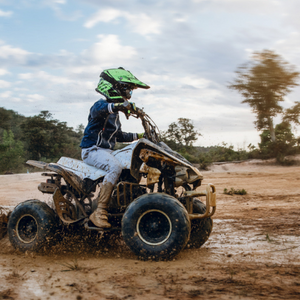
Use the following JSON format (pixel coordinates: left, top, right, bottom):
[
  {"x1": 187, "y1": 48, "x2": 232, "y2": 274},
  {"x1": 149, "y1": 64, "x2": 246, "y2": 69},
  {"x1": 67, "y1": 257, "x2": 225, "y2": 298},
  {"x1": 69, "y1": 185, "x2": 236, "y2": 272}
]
[{"x1": 89, "y1": 183, "x2": 114, "y2": 228}]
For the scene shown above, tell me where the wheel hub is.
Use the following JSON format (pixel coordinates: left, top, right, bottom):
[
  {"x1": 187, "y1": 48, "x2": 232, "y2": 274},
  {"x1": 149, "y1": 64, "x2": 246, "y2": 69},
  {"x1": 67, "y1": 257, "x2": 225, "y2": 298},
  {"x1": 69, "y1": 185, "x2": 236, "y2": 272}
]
[
  {"x1": 136, "y1": 209, "x2": 172, "y2": 246},
  {"x1": 16, "y1": 215, "x2": 38, "y2": 244}
]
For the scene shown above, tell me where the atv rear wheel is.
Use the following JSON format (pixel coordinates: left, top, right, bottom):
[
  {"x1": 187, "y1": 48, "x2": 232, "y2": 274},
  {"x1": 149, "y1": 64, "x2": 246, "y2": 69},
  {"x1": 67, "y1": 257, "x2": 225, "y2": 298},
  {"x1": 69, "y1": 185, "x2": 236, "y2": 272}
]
[
  {"x1": 186, "y1": 199, "x2": 213, "y2": 249},
  {"x1": 8, "y1": 200, "x2": 58, "y2": 252},
  {"x1": 122, "y1": 193, "x2": 190, "y2": 260}
]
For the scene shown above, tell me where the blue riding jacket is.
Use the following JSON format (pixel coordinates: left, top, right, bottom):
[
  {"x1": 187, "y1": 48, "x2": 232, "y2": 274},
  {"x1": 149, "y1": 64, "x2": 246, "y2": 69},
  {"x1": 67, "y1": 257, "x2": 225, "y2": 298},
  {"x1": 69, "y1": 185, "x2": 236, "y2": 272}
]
[{"x1": 80, "y1": 99, "x2": 137, "y2": 150}]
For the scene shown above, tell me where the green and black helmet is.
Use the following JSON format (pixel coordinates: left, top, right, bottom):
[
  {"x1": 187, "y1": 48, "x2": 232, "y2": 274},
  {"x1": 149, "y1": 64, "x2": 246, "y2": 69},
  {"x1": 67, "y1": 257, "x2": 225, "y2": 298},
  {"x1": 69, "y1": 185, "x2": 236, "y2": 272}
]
[{"x1": 95, "y1": 67, "x2": 150, "y2": 102}]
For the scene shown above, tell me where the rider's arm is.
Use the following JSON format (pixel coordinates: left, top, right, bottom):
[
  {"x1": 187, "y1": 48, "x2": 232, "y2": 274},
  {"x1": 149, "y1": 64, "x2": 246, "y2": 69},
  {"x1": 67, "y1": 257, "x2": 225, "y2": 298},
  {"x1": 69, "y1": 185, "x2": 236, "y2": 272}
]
[
  {"x1": 116, "y1": 131, "x2": 138, "y2": 143},
  {"x1": 90, "y1": 100, "x2": 114, "y2": 119}
]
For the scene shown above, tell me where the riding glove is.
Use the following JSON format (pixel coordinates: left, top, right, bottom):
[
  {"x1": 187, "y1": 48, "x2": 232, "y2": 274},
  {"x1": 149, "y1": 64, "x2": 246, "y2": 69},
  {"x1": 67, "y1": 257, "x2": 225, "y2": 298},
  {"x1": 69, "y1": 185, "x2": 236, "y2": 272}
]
[{"x1": 113, "y1": 101, "x2": 136, "y2": 113}]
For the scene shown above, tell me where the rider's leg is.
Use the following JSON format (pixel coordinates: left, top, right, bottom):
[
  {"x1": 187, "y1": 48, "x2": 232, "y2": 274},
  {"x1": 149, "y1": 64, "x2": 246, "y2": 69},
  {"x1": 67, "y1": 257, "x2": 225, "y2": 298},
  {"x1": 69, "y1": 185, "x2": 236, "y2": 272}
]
[
  {"x1": 89, "y1": 182, "x2": 114, "y2": 228},
  {"x1": 82, "y1": 146, "x2": 122, "y2": 228}
]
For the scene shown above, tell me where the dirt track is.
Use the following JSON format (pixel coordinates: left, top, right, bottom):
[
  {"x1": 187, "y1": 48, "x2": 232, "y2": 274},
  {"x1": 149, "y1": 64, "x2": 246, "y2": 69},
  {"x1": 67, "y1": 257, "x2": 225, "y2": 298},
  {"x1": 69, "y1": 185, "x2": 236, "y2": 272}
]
[{"x1": 0, "y1": 160, "x2": 300, "y2": 300}]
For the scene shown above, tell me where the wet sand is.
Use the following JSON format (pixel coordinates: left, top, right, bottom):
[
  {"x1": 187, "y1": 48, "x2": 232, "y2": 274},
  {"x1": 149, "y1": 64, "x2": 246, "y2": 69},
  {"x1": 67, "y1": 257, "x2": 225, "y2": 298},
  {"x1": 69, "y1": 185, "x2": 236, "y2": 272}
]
[{"x1": 0, "y1": 160, "x2": 300, "y2": 299}]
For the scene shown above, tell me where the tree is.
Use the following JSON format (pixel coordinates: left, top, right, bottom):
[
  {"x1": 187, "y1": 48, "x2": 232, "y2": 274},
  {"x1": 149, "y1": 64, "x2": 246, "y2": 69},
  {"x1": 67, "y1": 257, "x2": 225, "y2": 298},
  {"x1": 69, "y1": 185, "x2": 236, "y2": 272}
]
[
  {"x1": 0, "y1": 130, "x2": 24, "y2": 173},
  {"x1": 259, "y1": 122, "x2": 298, "y2": 162},
  {"x1": 162, "y1": 118, "x2": 200, "y2": 148},
  {"x1": 0, "y1": 108, "x2": 13, "y2": 130},
  {"x1": 228, "y1": 50, "x2": 299, "y2": 142},
  {"x1": 21, "y1": 111, "x2": 81, "y2": 161},
  {"x1": 75, "y1": 124, "x2": 85, "y2": 137},
  {"x1": 0, "y1": 107, "x2": 25, "y2": 140}
]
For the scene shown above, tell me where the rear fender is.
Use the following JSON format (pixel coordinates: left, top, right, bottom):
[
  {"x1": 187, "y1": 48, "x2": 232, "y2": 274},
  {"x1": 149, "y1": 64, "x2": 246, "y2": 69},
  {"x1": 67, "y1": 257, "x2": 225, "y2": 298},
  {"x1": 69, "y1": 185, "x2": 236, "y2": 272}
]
[{"x1": 27, "y1": 160, "x2": 85, "y2": 195}]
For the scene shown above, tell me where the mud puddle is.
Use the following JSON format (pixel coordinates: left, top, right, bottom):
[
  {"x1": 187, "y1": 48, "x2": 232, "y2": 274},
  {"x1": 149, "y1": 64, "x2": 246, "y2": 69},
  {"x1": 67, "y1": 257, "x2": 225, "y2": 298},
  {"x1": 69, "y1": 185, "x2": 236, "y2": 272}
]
[
  {"x1": 1, "y1": 167, "x2": 300, "y2": 299},
  {"x1": 0, "y1": 217, "x2": 299, "y2": 300},
  {"x1": 205, "y1": 219, "x2": 300, "y2": 265}
]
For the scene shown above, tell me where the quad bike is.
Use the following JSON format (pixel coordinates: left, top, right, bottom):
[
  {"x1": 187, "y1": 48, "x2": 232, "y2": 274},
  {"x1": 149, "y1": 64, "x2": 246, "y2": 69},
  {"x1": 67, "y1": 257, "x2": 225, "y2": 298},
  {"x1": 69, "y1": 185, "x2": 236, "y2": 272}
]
[{"x1": 7, "y1": 107, "x2": 216, "y2": 260}]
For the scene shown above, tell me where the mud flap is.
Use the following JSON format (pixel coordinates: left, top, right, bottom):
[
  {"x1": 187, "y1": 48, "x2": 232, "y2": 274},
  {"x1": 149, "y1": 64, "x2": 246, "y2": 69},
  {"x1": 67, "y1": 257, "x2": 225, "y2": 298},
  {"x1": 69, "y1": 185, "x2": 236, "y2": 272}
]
[{"x1": 53, "y1": 189, "x2": 85, "y2": 224}]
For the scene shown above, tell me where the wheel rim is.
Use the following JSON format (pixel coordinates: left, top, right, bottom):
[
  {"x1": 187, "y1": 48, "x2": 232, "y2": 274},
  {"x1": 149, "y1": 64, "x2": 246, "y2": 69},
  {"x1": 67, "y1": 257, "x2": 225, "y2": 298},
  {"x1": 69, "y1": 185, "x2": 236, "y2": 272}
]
[
  {"x1": 16, "y1": 214, "x2": 38, "y2": 244},
  {"x1": 136, "y1": 209, "x2": 172, "y2": 246}
]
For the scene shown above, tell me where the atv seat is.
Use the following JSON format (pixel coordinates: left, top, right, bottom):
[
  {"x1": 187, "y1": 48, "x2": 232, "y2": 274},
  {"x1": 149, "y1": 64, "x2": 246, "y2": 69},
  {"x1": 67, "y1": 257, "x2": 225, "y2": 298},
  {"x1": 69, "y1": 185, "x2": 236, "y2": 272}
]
[
  {"x1": 27, "y1": 158, "x2": 106, "y2": 183},
  {"x1": 56, "y1": 157, "x2": 106, "y2": 181}
]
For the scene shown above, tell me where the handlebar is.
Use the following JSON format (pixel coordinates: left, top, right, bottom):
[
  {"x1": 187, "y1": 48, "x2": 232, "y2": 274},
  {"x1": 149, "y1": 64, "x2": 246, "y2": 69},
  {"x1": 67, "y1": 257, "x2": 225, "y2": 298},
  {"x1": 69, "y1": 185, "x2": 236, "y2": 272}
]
[{"x1": 126, "y1": 106, "x2": 160, "y2": 144}]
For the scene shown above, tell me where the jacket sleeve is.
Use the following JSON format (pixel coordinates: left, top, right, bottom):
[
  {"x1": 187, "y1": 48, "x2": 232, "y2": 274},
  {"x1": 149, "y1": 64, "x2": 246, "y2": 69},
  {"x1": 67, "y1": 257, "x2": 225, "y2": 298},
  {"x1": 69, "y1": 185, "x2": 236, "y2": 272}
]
[
  {"x1": 90, "y1": 100, "x2": 114, "y2": 119},
  {"x1": 115, "y1": 129, "x2": 138, "y2": 143}
]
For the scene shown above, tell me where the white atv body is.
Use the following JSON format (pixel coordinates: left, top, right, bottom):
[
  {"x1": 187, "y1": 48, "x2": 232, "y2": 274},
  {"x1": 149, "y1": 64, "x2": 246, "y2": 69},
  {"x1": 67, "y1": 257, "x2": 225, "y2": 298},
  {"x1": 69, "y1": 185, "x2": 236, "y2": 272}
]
[{"x1": 8, "y1": 113, "x2": 217, "y2": 260}]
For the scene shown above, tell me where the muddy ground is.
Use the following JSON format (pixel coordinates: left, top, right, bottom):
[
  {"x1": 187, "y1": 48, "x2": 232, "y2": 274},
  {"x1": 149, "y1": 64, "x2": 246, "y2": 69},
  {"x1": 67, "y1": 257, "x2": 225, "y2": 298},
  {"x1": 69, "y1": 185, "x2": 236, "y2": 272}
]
[{"x1": 0, "y1": 160, "x2": 300, "y2": 300}]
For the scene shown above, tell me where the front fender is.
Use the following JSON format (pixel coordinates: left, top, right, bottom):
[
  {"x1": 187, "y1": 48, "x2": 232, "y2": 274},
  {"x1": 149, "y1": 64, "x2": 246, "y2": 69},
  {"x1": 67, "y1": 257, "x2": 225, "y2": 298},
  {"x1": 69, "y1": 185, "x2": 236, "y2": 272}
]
[{"x1": 130, "y1": 139, "x2": 203, "y2": 181}]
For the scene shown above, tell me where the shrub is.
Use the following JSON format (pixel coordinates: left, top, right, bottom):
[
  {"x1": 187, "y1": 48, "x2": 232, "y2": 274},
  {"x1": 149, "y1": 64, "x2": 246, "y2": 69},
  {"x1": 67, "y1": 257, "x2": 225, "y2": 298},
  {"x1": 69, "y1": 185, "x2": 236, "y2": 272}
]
[{"x1": 224, "y1": 188, "x2": 247, "y2": 195}]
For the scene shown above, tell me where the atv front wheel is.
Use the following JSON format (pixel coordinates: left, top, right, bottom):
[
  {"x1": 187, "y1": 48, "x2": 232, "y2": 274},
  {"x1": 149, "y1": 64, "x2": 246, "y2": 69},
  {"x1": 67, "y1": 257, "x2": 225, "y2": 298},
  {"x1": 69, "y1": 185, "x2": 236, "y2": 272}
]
[
  {"x1": 186, "y1": 199, "x2": 213, "y2": 249},
  {"x1": 122, "y1": 193, "x2": 190, "y2": 260},
  {"x1": 8, "y1": 200, "x2": 58, "y2": 252}
]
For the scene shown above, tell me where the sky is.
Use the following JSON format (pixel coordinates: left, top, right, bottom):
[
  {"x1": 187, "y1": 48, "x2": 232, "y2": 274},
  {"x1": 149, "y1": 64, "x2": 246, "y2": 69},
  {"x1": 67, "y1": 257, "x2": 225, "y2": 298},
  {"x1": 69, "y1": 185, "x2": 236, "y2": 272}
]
[{"x1": 0, "y1": 0, "x2": 300, "y2": 149}]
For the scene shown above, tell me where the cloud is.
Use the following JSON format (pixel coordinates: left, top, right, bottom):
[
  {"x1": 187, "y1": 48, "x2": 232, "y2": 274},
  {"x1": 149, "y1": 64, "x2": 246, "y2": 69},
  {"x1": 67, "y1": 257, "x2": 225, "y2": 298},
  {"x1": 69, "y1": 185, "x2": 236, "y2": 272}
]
[
  {"x1": 181, "y1": 76, "x2": 211, "y2": 89},
  {"x1": 82, "y1": 0, "x2": 281, "y2": 19},
  {"x1": 0, "y1": 80, "x2": 11, "y2": 88},
  {"x1": 275, "y1": 32, "x2": 300, "y2": 65},
  {"x1": 43, "y1": 0, "x2": 67, "y2": 4},
  {"x1": 0, "y1": 43, "x2": 74, "y2": 68},
  {"x1": 19, "y1": 71, "x2": 72, "y2": 85},
  {"x1": 125, "y1": 13, "x2": 161, "y2": 35},
  {"x1": 0, "y1": 68, "x2": 10, "y2": 76},
  {"x1": 0, "y1": 43, "x2": 31, "y2": 65},
  {"x1": 25, "y1": 93, "x2": 45, "y2": 103},
  {"x1": 0, "y1": 34, "x2": 136, "y2": 75},
  {"x1": 1, "y1": 0, "x2": 300, "y2": 147},
  {"x1": 0, "y1": 91, "x2": 12, "y2": 98},
  {"x1": 84, "y1": 8, "x2": 121, "y2": 27},
  {"x1": 192, "y1": 0, "x2": 281, "y2": 13},
  {"x1": 0, "y1": 34, "x2": 138, "y2": 95},
  {"x1": 0, "y1": 9, "x2": 12, "y2": 17},
  {"x1": 74, "y1": 34, "x2": 137, "y2": 73},
  {"x1": 84, "y1": 9, "x2": 161, "y2": 36},
  {"x1": 42, "y1": 0, "x2": 82, "y2": 21},
  {"x1": 282, "y1": 0, "x2": 300, "y2": 31},
  {"x1": 42, "y1": 0, "x2": 67, "y2": 8}
]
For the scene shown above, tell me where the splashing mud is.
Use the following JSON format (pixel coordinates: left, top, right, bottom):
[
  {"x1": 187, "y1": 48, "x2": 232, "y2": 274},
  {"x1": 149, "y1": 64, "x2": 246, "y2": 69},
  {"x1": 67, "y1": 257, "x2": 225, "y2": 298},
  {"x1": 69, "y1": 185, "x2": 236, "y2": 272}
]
[
  {"x1": 0, "y1": 206, "x2": 12, "y2": 239},
  {"x1": 1, "y1": 162, "x2": 300, "y2": 299}
]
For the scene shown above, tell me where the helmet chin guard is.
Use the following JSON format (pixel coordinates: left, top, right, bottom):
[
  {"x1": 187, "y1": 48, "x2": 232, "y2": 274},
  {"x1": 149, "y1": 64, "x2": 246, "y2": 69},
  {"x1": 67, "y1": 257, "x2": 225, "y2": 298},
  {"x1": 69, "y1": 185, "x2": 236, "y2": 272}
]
[{"x1": 95, "y1": 67, "x2": 150, "y2": 102}]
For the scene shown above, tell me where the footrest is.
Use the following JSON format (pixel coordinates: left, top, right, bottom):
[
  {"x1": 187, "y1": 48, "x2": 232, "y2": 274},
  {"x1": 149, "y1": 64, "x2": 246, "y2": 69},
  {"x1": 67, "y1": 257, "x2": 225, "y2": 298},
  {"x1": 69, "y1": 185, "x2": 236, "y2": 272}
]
[{"x1": 38, "y1": 182, "x2": 57, "y2": 194}]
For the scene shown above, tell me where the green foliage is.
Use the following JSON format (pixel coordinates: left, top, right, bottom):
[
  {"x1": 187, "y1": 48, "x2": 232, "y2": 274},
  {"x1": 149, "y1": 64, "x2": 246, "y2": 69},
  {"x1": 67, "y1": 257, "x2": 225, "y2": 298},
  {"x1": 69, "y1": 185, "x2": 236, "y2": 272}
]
[
  {"x1": 203, "y1": 143, "x2": 248, "y2": 162},
  {"x1": 229, "y1": 49, "x2": 300, "y2": 162},
  {"x1": 229, "y1": 50, "x2": 299, "y2": 143},
  {"x1": 160, "y1": 118, "x2": 258, "y2": 168},
  {"x1": 224, "y1": 188, "x2": 247, "y2": 195},
  {"x1": 162, "y1": 118, "x2": 201, "y2": 149},
  {"x1": 0, "y1": 107, "x2": 84, "y2": 174},
  {"x1": 197, "y1": 153, "x2": 212, "y2": 170},
  {"x1": 258, "y1": 122, "x2": 299, "y2": 163},
  {"x1": 0, "y1": 107, "x2": 26, "y2": 140},
  {"x1": 20, "y1": 111, "x2": 82, "y2": 161},
  {"x1": 192, "y1": 143, "x2": 250, "y2": 169},
  {"x1": 283, "y1": 101, "x2": 300, "y2": 126},
  {"x1": 0, "y1": 130, "x2": 24, "y2": 173}
]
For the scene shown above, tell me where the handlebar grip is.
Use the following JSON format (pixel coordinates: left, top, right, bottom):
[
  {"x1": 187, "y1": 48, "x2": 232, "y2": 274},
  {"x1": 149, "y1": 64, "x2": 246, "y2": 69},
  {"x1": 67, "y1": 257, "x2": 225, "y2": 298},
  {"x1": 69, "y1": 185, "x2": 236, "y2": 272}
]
[{"x1": 135, "y1": 107, "x2": 144, "y2": 115}]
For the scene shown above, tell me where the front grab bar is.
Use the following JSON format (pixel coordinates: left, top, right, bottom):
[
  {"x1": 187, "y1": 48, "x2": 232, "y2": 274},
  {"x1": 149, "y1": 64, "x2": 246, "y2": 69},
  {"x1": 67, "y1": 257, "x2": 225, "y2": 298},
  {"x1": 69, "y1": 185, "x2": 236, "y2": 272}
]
[{"x1": 183, "y1": 183, "x2": 216, "y2": 220}]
